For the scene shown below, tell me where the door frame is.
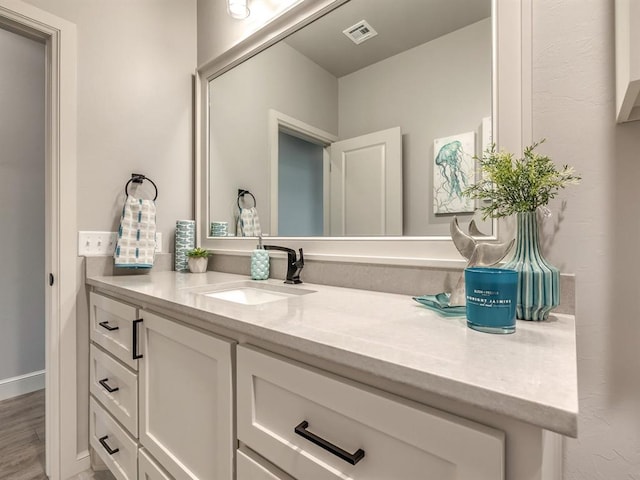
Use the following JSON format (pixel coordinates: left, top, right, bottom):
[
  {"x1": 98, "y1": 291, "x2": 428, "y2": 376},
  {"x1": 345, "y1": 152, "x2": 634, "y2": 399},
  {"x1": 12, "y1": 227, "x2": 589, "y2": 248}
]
[
  {"x1": 0, "y1": 2, "x2": 82, "y2": 479},
  {"x1": 268, "y1": 109, "x2": 337, "y2": 236}
]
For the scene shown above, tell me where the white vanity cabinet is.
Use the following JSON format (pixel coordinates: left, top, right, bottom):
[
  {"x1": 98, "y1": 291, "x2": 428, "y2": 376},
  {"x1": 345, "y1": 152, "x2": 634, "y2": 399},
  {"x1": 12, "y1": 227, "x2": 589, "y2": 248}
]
[
  {"x1": 236, "y1": 345, "x2": 505, "y2": 480},
  {"x1": 87, "y1": 273, "x2": 576, "y2": 480},
  {"x1": 88, "y1": 292, "x2": 235, "y2": 480}
]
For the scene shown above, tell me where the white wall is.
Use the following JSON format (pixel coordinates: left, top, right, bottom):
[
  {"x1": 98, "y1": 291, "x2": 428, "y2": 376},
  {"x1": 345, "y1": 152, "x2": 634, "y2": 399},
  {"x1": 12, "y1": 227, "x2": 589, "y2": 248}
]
[
  {"x1": 339, "y1": 18, "x2": 491, "y2": 236},
  {"x1": 24, "y1": 0, "x2": 197, "y2": 250},
  {"x1": 209, "y1": 41, "x2": 338, "y2": 232},
  {"x1": 0, "y1": 27, "x2": 45, "y2": 384},
  {"x1": 532, "y1": 1, "x2": 640, "y2": 478}
]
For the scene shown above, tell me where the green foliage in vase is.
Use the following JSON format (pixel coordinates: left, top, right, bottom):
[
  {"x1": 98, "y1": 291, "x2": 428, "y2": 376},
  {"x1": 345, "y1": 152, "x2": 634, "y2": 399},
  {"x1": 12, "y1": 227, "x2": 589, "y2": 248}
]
[
  {"x1": 463, "y1": 139, "x2": 581, "y2": 219},
  {"x1": 186, "y1": 247, "x2": 210, "y2": 258}
]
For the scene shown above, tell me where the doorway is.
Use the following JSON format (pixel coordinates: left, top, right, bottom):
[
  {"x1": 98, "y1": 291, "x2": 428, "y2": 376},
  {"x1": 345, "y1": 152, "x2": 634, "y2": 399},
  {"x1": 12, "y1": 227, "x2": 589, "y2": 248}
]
[
  {"x1": 277, "y1": 131, "x2": 325, "y2": 236},
  {"x1": 268, "y1": 110, "x2": 337, "y2": 237},
  {"x1": 0, "y1": 22, "x2": 46, "y2": 479},
  {"x1": 0, "y1": 1, "x2": 80, "y2": 479},
  {"x1": 0, "y1": 24, "x2": 46, "y2": 399}
]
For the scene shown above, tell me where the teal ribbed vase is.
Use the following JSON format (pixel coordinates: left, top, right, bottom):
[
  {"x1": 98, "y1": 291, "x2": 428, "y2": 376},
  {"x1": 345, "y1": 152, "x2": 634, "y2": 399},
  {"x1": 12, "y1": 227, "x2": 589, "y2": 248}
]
[{"x1": 502, "y1": 211, "x2": 559, "y2": 321}]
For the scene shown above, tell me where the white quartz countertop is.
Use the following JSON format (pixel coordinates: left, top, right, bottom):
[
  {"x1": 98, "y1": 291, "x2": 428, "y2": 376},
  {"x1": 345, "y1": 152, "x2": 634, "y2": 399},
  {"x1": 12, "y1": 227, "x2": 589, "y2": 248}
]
[{"x1": 87, "y1": 271, "x2": 578, "y2": 437}]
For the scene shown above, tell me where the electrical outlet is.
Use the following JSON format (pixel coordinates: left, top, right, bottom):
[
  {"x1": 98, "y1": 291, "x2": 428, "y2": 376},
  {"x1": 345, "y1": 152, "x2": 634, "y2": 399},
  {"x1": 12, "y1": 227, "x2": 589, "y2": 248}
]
[
  {"x1": 78, "y1": 231, "x2": 118, "y2": 256},
  {"x1": 155, "y1": 232, "x2": 162, "y2": 253}
]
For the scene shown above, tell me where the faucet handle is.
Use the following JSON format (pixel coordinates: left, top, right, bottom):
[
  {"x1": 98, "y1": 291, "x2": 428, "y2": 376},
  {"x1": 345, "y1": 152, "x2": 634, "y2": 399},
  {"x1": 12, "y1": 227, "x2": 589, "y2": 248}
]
[{"x1": 297, "y1": 248, "x2": 304, "y2": 266}]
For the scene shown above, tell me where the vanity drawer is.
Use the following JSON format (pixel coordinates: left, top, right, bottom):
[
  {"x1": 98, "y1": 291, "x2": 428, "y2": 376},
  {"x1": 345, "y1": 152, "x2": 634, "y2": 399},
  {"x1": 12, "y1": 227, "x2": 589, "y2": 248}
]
[
  {"x1": 237, "y1": 448, "x2": 295, "y2": 480},
  {"x1": 90, "y1": 344, "x2": 138, "y2": 436},
  {"x1": 90, "y1": 397, "x2": 138, "y2": 480},
  {"x1": 237, "y1": 345, "x2": 505, "y2": 480},
  {"x1": 139, "y1": 448, "x2": 173, "y2": 480},
  {"x1": 90, "y1": 292, "x2": 141, "y2": 370}
]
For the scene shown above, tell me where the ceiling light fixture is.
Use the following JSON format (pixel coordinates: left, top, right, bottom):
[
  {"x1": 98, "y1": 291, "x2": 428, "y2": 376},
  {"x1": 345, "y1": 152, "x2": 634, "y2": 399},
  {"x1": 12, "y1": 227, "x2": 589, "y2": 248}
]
[{"x1": 227, "y1": 0, "x2": 250, "y2": 19}]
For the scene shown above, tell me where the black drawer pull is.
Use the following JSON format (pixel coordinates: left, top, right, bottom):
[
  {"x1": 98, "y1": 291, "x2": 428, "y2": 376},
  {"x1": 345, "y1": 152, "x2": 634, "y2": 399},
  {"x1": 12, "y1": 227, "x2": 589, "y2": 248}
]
[
  {"x1": 98, "y1": 321, "x2": 119, "y2": 331},
  {"x1": 98, "y1": 378, "x2": 119, "y2": 393},
  {"x1": 98, "y1": 435, "x2": 119, "y2": 455},
  {"x1": 294, "y1": 420, "x2": 365, "y2": 465},
  {"x1": 132, "y1": 318, "x2": 143, "y2": 360}
]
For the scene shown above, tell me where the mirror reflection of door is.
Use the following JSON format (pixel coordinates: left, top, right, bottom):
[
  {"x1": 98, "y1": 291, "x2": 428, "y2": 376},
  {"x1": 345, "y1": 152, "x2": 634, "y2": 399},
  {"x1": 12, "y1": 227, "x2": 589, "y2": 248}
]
[{"x1": 329, "y1": 127, "x2": 402, "y2": 236}]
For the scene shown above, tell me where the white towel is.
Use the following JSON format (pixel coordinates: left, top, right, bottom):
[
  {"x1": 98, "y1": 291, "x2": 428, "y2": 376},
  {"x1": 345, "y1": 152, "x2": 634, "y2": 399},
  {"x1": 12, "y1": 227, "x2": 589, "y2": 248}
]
[
  {"x1": 237, "y1": 207, "x2": 262, "y2": 237},
  {"x1": 114, "y1": 196, "x2": 156, "y2": 268}
]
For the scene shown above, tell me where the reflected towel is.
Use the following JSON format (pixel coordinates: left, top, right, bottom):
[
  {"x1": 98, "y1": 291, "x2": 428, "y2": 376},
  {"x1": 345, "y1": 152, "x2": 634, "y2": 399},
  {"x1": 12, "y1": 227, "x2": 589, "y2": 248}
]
[
  {"x1": 114, "y1": 196, "x2": 156, "y2": 268},
  {"x1": 237, "y1": 207, "x2": 261, "y2": 237}
]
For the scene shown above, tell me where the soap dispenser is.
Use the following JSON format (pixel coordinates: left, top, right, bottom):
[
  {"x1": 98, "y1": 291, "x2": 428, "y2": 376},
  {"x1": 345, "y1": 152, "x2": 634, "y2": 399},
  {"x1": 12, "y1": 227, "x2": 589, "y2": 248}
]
[{"x1": 250, "y1": 235, "x2": 270, "y2": 280}]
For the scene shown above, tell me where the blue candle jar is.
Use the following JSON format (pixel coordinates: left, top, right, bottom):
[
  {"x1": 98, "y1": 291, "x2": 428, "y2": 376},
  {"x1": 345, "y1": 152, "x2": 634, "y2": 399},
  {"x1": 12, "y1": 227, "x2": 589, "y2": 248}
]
[{"x1": 465, "y1": 267, "x2": 518, "y2": 334}]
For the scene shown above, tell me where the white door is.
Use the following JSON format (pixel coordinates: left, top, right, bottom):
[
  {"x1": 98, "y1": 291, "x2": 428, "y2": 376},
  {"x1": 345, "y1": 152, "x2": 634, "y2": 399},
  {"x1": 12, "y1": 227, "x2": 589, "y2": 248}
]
[
  {"x1": 139, "y1": 310, "x2": 234, "y2": 480},
  {"x1": 329, "y1": 127, "x2": 402, "y2": 236}
]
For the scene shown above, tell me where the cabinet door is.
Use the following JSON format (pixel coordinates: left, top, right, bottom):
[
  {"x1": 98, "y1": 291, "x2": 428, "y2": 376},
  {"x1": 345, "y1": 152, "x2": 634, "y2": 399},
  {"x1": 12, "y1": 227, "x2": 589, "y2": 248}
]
[
  {"x1": 139, "y1": 448, "x2": 174, "y2": 480},
  {"x1": 238, "y1": 345, "x2": 505, "y2": 480},
  {"x1": 139, "y1": 310, "x2": 234, "y2": 480}
]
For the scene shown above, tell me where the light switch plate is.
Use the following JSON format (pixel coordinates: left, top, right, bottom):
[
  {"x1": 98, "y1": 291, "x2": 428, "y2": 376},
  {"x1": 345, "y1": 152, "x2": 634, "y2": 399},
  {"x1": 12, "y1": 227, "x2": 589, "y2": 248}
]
[
  {"x1": 78, "y1": 231, "x2": 117, "y2": 256},
  {"x1": 78, "y1": 231, "x2": 162, "y2": 255}
]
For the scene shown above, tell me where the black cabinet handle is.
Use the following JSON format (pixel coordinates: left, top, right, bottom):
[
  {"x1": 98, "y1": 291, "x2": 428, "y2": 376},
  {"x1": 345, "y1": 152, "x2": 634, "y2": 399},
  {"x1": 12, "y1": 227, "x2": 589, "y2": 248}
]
[
  {"x1": 98, "y1": 435, "x2": 119, "y2": 455},
  {"x1": 294, "y1": 420, "x2": 365, "y2": 465},
  {"x1": 98, "y1": 321, "x2": 119, "y2": 331},
  {"x1": 98, "y1": 378, "x2": 119, "y2": 393},
  {"x1": 132, "y1": 318, "x2": 143, "y2": 359}
]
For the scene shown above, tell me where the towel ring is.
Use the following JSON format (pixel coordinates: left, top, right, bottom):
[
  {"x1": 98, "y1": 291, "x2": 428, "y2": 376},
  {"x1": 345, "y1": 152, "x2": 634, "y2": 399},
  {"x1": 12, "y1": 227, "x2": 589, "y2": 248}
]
[
  {"x1": 125, "y1": 174, "x2": 158, "y2": 201},
  {"x1": 237, "y1": 189, "x2": 256, "y2": 209}
]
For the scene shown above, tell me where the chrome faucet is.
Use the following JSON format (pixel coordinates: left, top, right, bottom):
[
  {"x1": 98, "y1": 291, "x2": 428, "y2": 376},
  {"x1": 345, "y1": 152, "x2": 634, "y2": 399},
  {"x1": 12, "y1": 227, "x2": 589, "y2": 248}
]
[{"x1": 263, "y1": 245, "x2": 304, "y2": 284}]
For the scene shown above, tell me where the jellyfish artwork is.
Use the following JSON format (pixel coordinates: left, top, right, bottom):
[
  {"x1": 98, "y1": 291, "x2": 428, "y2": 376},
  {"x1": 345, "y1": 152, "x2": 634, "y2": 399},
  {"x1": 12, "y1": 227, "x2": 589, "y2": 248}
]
[{"x1": 434, "y1": 140, "x2": 469, "y2": 203}]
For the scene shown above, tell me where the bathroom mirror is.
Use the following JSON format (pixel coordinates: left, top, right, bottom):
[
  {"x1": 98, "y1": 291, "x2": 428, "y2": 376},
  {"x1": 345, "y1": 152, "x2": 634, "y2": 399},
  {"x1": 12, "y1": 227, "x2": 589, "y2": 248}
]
[{"x1": 197, "y1": 0, "x2": 530, "y2": 262}]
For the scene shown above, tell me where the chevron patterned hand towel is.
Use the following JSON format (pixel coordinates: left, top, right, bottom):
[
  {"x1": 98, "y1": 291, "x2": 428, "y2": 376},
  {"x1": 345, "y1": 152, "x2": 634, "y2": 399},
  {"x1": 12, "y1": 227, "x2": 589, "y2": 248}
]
[{"x1": 114, "y1": 196, "x2": 156, "y2": 268}]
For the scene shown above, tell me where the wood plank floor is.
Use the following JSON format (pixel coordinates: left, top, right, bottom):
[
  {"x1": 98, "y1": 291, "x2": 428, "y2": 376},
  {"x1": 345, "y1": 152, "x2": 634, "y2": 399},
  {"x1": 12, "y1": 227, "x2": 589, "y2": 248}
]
[
  {"x1": 0, "y1": 390, "x2": 114, "y2": 480},
  {"x1": 0, "y1": 389, "x2": 46, "y2": 480}
]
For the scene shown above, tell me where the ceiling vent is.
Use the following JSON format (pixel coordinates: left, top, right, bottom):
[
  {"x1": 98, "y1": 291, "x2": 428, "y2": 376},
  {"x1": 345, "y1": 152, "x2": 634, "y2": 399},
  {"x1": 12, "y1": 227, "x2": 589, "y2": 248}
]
[{"x1": 343, "y1": 20, "x2": 378, "y2": 45}]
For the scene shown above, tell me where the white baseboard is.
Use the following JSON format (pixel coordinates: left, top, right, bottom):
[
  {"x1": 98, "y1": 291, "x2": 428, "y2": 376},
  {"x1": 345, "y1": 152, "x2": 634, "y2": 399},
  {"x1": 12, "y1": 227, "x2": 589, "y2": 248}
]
[
  {"x1": 63, "y1": 451, "x2": 91, "y2": 480},
  {"x1": 0, "y1": 370, "x2": 45, "y2": 401}
]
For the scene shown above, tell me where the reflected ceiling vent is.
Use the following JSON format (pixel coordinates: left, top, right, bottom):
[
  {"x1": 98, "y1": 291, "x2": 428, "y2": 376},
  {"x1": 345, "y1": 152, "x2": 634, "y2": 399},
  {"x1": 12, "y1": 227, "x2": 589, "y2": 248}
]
[{"x1": 343, "y1": 20, "x2": 378, "y2": 45}]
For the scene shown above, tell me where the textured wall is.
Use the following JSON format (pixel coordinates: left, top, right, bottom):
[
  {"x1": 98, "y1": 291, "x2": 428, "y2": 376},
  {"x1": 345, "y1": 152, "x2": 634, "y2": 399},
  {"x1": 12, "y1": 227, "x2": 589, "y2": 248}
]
[
  {"x1": 24, "y1": 0, "x2": 197, "y2": 252},
  {"x1": 532, "y1": 1, "x2": 640, "y2": 478}
]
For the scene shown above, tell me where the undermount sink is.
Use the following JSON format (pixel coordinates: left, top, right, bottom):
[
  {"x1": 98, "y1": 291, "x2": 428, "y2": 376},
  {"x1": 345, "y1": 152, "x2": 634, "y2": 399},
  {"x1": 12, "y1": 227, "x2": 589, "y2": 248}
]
[{"x1": 197, "y1": 281, "x2": 315, "y2": 305}]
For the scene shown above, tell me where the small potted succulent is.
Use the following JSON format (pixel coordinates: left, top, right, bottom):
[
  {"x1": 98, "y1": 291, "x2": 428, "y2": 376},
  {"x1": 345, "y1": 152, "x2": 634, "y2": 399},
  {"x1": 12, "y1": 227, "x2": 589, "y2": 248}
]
[
  {"x1": 185, "y1": 247, "x2": 210, "y2": 273},
  {"x1": 463, "y1": 140, "x2": 580, "y2": 320}
]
